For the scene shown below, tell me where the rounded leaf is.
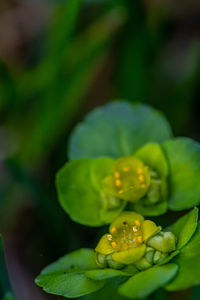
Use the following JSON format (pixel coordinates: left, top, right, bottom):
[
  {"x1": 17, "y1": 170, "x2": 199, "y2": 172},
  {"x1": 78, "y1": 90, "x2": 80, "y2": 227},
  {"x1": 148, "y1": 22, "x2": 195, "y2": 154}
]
[
  {"x1": 166, "y1": 207, "x2": 198, "y2": 250},
  {"x1": 69, "y1": 101, "x2": 172, "y2": 160},
  {"x1": 162, "y1": 138, "x2": 200, "y2": 210},
  {"x1": 35, "y1": 249, "x2": 104, "y2": 298},
  {"x1": 85, "y1": 269, "x2": 131, "y2": 281},
  {"x1": 166, "y1": 222, "x2": 200, "y2": 291},
  {"x1": 135, "y1": 143, "x2": 168, "y2": 177},
  {"x1": 118, "y1": 264, "x2": 178, "y2": 299},
  {"x1": 56, "y1": 158, "x2": 124, "y2": 226},
  {"x1": 133, "y1": 201, "x2": 168, "y2": 217}
]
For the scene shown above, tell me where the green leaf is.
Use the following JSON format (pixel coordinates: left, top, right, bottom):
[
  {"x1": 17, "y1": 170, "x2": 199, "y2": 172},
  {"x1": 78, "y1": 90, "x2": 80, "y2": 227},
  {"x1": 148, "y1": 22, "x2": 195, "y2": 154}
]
[
  {"x1": 132, "y1": 143, "x2": 168, "y2": 216},
  {"x1": 158, "y1": 250, "x2": 180, "y2": 266},
  {"x1": 0, "y1": 236, "x2": 15, "y2": 299},
  {"x1": 85, "y1": 269, "x2": 131, "y2": 281},
  {"x1": 166, "y1": 222, "x2": 200, "y2": 291},
  {"x1": 134, "y1": 143, "x2": 168, "y2": 177},
  {"x1": 38, "y1": 248, "x2": 97, "y2": 274},
  {"x1": 56, "y1": 158, "x2": 125, "y2": 226},
  {"x1": 118, "y1": 264, "x2": 178, "y2": 298},
  {"x1": 133, "y1": 201, "x2": 167, "y2": 217},
  {"x1": 162, "y1": 138, "x2": 200, "y2": 210},
  {"x1": 167, "y1": 208, "x2": 198, "y2": 249},
  {"x1": 35, "y1": 248, "x2": 105, "y2": 298},
  {"x1": 118, "y1": 264, "x2": 138, "y2": 276},
  {"x1": 69, "y1": 102, "x2": 172, "y2": 160},
  {"x1": 83, "y1": 279, "x2": 129, "y2": 300},
  {"x1": 36, "y1": 270, "x2": 104, "y2": 298}
]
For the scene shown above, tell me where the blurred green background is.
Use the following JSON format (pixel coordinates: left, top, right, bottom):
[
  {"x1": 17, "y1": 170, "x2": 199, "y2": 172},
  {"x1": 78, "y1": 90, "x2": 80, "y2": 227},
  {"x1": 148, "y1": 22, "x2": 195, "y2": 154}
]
[{"x1": 0, "y1": 0, "x2": 200, "y2": 299}]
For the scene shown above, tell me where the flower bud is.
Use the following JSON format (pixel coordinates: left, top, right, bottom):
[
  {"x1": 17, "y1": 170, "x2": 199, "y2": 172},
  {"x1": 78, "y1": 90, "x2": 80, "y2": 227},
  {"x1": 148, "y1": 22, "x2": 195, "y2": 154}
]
[
  {"x1": 95, "y1": 253, "x2": 107, "y2": 268},
  {"x1": 153, "y1": 251, "x2": 167, "y2": 264},
  {"x1": 106, "y1": 254, "x2": 124, "y2": 269},
  {"x1": 134, "y1": 257, "x2": 152, "y2": 270},
  {"x1": 145, "y1": 247, "x2": 155, "y2": 264},
  {"x1": 147, "y1": 232, "x2": 176, "y2": 253},
  {"x1": 101, "y1": 151, "x2": 168, "y2": 212}
]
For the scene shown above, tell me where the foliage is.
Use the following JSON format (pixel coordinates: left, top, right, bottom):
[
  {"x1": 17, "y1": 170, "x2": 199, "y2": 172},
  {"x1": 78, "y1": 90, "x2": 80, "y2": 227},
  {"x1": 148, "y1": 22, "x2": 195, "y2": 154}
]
[
  {"x1": 36, "y1": 208, "x2": 200, "y2": 298},
  {"x1": 57, "y1": 102, "x2": 200, "y2": 225},
  {"x1": 36, "y1": 101, "x2": 200, "y2": 298}
]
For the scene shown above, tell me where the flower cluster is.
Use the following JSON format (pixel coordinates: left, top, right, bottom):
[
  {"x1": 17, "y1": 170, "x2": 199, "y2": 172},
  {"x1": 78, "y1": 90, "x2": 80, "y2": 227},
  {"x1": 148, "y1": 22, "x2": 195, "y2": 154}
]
[
  {"x1": 102, "y1": 152, "x2": 167, "y2": 212},
  {"x1": 95, "y1": 212, "x2": 176, "y2": 270},
  {"x1": 103, "y1": 157, "x2": 150, "y2": 201}
]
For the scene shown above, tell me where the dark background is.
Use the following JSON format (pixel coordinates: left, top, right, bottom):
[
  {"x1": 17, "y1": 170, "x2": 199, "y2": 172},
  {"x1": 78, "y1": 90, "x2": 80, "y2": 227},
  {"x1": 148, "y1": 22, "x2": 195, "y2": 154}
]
[{"x1": 0, "y1": 0, "x2": 200, "y2": 299}]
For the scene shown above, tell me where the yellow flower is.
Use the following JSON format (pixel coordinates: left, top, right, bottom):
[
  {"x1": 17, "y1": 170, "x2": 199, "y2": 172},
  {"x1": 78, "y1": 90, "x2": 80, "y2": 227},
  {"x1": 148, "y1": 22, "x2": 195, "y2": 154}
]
[
  {"x1": 103, "y1": 157, "x2": 151, "y2": 202},
  {"x1": 95, "y1": 212, "x2": 176, "y2": 270}
]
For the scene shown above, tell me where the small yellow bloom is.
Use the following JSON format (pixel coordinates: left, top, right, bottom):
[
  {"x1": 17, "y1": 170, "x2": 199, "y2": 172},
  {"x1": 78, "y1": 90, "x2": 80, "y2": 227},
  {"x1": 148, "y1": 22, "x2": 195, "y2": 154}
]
[
  {"x1": 103, "y1": 156, "x2": 151, "y2": 203},
  {"x1": 95, "y1": 211, "x2": 176, "y2": 270}
]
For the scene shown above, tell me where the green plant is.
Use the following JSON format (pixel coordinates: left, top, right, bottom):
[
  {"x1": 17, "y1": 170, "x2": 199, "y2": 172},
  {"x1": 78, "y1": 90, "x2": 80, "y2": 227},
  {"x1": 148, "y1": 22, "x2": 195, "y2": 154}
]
[
  {"x1": 56, "y1": 101, "x2": 200, "y2": 225},
  {"x1": 35, "y1": 208, "x2": 200, "y2": 298},
  {"x1": 36, "y1": 101, "x2": 200, "y2": 298}
]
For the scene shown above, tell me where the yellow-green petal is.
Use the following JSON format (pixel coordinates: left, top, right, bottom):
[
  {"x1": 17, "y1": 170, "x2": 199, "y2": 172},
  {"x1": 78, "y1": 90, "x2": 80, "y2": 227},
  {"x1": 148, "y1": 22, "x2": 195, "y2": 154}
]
[
  {"x1": 112, "y1": 244, "x2": 146, "y2": 265},
  {"x1": 142, "y1": 220, "x2": 161, "y2": 241},
  {"x1": 95, "y1": 234, "x2": 115, "y2": 255},
  {"x1": 115, "y1": 186, "x2": 149, "y2": 203},
  {"x1": 109, "y1": 211, "x2": 144, "y2": 232}
]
